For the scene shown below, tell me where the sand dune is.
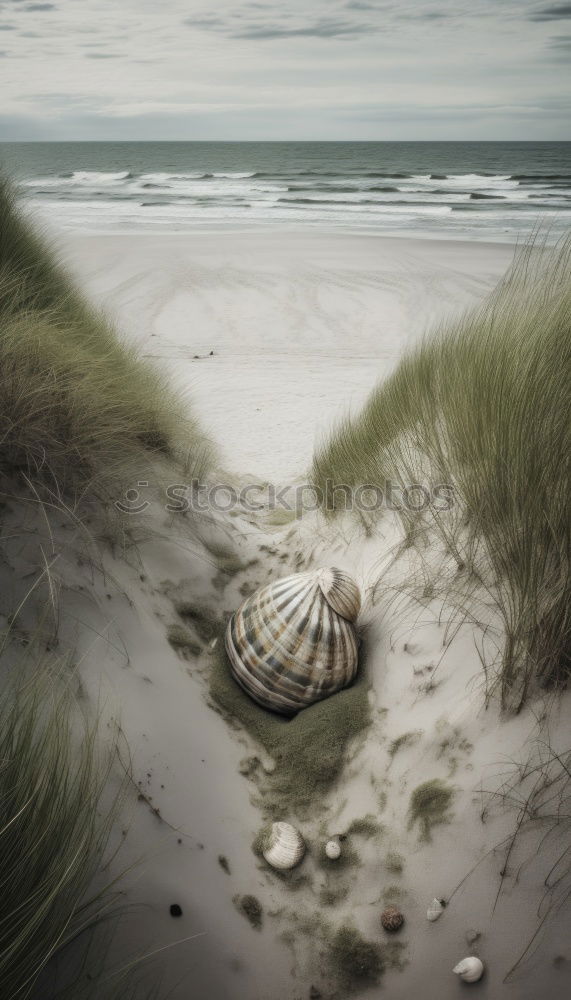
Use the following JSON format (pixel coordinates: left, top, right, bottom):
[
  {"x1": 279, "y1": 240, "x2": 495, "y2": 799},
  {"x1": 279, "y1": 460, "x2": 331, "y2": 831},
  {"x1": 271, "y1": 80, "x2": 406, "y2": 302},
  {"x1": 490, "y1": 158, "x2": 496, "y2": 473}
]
[{"x1": 25, "y1": 229, "x2": 566, "y2": 999}]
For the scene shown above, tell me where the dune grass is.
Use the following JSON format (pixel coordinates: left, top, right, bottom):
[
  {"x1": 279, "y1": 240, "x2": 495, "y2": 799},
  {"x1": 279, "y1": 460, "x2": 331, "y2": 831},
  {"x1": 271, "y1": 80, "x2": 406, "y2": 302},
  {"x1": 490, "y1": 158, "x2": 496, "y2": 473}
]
[
  {"x1": 0, "y1": 178, "x2": 211, "y2": 519},
  {"x1": 312, "y1": 239, "x2": 571, "y2": 710},
  {"x1": 446, "y1": 738, "x2": 571, "y2": 982},
  {"x1": 0, "y1": 179, "x2": 207, "y2": 997},
  {"x1": 0, "y1": 663, "x2": 127, "y2": 1000}
]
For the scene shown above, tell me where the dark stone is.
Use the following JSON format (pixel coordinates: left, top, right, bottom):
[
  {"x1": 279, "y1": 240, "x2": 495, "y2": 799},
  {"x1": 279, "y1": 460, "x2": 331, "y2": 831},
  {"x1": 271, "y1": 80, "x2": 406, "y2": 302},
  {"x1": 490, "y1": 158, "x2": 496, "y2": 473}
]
[{"x1": 170, "y1": 903, "x2": 183, "y2": 918}]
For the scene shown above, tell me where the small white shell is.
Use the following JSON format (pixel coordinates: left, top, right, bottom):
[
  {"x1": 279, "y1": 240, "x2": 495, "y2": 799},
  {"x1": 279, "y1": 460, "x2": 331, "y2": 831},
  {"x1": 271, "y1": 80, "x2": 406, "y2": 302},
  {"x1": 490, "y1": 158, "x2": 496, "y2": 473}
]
[
  {"x1": 453, "y1": 957, "x2": 484, "y2": 983},
  {"x1": 325, "y1": 839, "x2": 341, "y2": 860},
  {"x1": 263, "y1": 822, "x2": 305, "y2": 871},
  {"x1": 427, "y1": 898, "x2": 445, "y2": 922}
]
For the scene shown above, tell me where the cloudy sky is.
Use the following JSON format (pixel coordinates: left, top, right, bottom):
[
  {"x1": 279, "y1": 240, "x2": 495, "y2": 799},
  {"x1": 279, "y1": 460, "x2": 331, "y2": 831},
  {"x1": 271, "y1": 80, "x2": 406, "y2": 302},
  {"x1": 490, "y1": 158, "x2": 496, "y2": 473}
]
[{"x1": 0, "y1": 0, "x2": 569, "y2": 140}]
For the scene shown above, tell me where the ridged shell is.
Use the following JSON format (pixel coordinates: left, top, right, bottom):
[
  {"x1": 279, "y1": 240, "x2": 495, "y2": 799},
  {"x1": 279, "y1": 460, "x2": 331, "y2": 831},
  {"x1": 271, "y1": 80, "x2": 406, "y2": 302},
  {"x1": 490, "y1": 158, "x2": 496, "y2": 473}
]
[
  {"x1": 225, "y1": 567, "x2": 360, "y2": 716},
  {"x1": 325, "y1": 839, "x2": 341, "y2": 860},
  {"x1": 427, "y1": 898, "x2": 445, "y2": 922},
  {"x1": 317, "y1": 568, "x2": 361, "y2": 622},
  {"x1": 453, "y1": 957, "x2": 484, "y2": 983},
  {"x1": 262, "y1": 822, "x2": 305, "y2": 870},
  {"x1": 381, "y1": 905, "x2": 404, "y2": 932}
]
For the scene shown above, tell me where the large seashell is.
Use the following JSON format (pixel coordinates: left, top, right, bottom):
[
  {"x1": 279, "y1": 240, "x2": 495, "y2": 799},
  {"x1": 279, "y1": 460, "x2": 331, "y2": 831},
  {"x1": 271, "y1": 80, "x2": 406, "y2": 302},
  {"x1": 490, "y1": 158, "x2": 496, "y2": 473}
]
[
  {"x1": 225, "y1": 567, "x2": 361, "y2": 715},
  {"x1": 427, "y1": 898, "x2": 445, "y2": 922},
  {"x1": 325, "y1": 839, "x2": 341, "y2": 860},
  {"x1": 381, "y1": 905, "x2": 404, "y2": 932},
  {"x1": 262, "y1": 821, "x2": 305, "y2": 870},
  {"x1": 453, "y1": 957, "x2": 484, "y2": 983}
]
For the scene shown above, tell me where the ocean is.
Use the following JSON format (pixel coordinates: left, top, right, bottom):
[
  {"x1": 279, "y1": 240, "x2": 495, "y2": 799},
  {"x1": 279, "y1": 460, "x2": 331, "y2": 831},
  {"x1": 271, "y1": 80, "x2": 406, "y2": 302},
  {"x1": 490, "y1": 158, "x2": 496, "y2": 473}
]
[{"x1": 1, "y1": 141, "x2": 570, "y2": 241}]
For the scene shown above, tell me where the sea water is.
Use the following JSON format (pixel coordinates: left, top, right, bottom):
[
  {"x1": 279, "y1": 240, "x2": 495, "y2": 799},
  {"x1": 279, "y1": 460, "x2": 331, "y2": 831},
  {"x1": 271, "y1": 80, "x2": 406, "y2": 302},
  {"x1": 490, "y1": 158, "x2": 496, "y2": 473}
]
[{"x1": 1, "y1": 140, "x2": 570, "y2": 241}]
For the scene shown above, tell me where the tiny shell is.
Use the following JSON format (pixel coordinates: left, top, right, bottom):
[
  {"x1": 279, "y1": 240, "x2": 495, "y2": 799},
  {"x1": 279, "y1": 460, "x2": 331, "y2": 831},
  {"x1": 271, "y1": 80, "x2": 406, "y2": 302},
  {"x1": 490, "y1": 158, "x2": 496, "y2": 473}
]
[
  {"x1": 325, "y1": 839, "x2": 341, "y2": 860},
  {"x1": 427, "y1": 898, "x2": 445, "y2": 922},
  {"x1": 381, "y1": 905, "x2": 404, "y2": 932},
  {"x1": 226, "y1": 567, "x2": 361, "y2": 715},
  {"x1": 453, "y1": 957, "x2": 484, "y2": 983},
  {"x1": 263, "y1": 822, "x2": 305, "y2": 871}
]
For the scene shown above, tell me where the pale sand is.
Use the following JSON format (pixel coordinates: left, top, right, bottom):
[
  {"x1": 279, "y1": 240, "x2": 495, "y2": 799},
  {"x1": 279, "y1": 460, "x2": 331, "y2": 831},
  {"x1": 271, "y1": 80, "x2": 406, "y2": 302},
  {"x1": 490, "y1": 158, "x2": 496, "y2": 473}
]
[
  {"x1": 23, "y1": 230, "x2": 565, "y2": 999},
  {"x1": 61, "y1": 231, "x2": 515, "y2": 481}
]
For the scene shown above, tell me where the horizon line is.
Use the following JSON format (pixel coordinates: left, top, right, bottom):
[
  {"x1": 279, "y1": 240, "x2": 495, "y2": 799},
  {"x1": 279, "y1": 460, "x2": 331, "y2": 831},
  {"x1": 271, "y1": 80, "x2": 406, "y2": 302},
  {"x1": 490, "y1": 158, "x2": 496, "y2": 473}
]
[{"x1": 0, "y1": 137, "x2": 569, "y2": 144}]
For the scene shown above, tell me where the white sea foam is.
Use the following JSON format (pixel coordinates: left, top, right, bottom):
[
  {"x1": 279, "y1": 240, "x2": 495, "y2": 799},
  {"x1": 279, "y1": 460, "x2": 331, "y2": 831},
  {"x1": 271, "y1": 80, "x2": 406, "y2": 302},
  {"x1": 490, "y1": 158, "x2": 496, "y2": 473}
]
[
  {"x1": 139, "y1": 172, "x2": 210, "y2": 183},
  {"x1": 72, "y1": 170, "x2": 131, "y2": 182},
  {"x1": 18, "y1": 159, "x2": 571, "y2": 240},
  {"x1": 212, "y1": 171, "x2": 256, "y2": 178}
]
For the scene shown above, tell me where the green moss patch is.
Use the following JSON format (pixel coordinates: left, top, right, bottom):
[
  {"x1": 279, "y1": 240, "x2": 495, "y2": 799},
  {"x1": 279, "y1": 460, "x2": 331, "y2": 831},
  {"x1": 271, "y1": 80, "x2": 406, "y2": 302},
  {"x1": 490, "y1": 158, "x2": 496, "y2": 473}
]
[
  {"x1": 203, "y1": 539, "x2": 247, "y2": 577},
  {"x1": 209, "y1": 640, "x2": 371, "y2": 817},
  {"x1": 319, "y1": 884, "x2": 350, "y2": 907},
  {"x1": 234, "y1": 894, "x2": 263, "y2": 930},
  {"x1": 327, "y1": 925, "x2": 384, "y2": 988},
  {"x1": 389, "y1": 730, "x2": 423, "y2": 758},
  {"x1": 270, "y1": 869, "x2": 312, "y2": 891},
  {"x1": 408, "y1": 779, "x2": 455, "y2": 841},
  {"x1": 384, "y1": 851, "x2": 404, "y2": 875},
  {"x1": 316, "y1": 841, "x2": 360, "y2": 873},
  {"x1": 238, "y1": 755, "x2": 260, "y2": 778},
  {"x1": 345, "y1": 814, "x2": 383, "y2": 839},
  {"x1": 167, "y1": 623, "x2": 202, "y2": 657},
  {"x1": 175, "y1": 602, "x2": 221, "y2": 643},
  {"x1": 277, "y1": 907, "x2": 408, "y2": 994},
  {"x1": 252, "y1": 824, "x2": 273, "y2": 857},
  {"x1": 383, "y1": 940, "x2": 409, "y2": 971},
  {"x1": 218, "y1": 854, "x2": 231, "y2": 875}
]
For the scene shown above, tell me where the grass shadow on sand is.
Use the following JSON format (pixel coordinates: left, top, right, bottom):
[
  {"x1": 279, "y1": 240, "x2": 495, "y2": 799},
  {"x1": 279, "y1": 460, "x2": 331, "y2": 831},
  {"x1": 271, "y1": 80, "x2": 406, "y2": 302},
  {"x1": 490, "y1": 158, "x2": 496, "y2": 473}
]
[{"x1": 208, "y1": 634, "x2": 372, "y2": 818}]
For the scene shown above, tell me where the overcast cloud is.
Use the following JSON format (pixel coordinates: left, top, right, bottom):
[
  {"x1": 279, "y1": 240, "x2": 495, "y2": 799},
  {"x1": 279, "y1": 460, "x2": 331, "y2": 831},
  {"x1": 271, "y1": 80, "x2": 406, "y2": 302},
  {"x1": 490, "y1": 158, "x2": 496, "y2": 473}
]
[{"x1": 0, "y1": 0, "x2": 568, "y2": 140}]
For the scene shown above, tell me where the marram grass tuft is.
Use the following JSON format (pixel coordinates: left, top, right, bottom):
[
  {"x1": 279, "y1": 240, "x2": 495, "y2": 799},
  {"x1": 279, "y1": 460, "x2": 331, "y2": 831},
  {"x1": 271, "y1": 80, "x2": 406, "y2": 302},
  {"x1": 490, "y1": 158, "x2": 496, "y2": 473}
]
[
  {"x1": 0, "y1": 664, "x2": 123, "y2": 1000},
  {"x1": 313, "y1": 238, "x2": 571, "y2": 710},
  {"x1": 0, "y1": 178, "x2": 212, "y2": 518}
]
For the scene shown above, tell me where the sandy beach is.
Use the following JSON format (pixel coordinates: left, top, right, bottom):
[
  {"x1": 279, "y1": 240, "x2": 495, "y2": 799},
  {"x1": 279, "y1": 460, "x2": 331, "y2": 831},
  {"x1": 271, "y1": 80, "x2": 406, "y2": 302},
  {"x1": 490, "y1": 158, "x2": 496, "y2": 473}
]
[
  {"x1": 1, "y1": 0, "x2": 570, "y2": 987},
  {"x1": 19, "y1": 228, "x2": 561, "y2": 999},
  {"x1": 61, "y1": 231, "x2": 515, "y2": 481}
]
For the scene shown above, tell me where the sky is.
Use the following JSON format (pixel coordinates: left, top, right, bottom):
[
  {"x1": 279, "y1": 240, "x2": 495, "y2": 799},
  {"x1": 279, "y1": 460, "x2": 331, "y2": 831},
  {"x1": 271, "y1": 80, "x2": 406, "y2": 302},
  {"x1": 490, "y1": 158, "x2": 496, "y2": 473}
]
[{"x1": 0, "y1": 0, "x2": 569, "y2": 140}]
